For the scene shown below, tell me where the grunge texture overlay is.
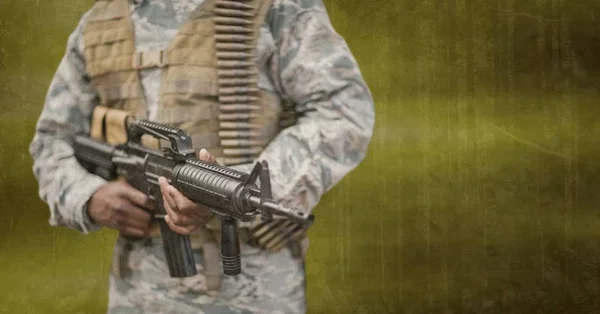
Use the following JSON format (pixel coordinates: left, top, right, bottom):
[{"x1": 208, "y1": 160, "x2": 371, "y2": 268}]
[{"x1": 1, "y1": 0, "x2": 600, "y2": 313}]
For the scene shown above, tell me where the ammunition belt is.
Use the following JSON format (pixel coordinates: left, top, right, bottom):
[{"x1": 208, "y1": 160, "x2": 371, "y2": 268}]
[{"x1": 214, "y1": 0, "x2": 263, "y2": 166}]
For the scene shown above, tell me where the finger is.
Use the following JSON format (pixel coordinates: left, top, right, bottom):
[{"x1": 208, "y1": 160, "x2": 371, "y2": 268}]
[
  {"x1": 163, "y1": 196, "x2": 197, "y2": 226},
  {"x1": 165, "y1": 185, "x2": 213, "y2": 221},
  {"x1": 118, "y1": 212, "x2": 153, "y2": 232},
  {"x1": 116, "y1": 202, "x2": 152, "y2": 229},
  {"x1": 120, "y1": 226, "x2": 149, "y2": 238},
  {"x1": 198, "y1": 148, "x2": 211, "y2": 161},
  {"x1": 160, "y1": 177, "x2": 192, "y2": 213},
  {"x1": 198, "y1": 148, "x2": 217, "y2": 164},
  {"x1": 166, "y1": 185, "x2": 197, "y2": 213},
  {"x1": 189, "y1": 206, "x2": 214, "y2": 223},
  {"x1": 165, "y1": 215, "x2": 200, "y2": 235},
  {"x1": 158, "y1": 176, "x2": 169, "y2": 194},
  {"x1": 162, "y1": 196, "x2": 180, "y2": 222},
  {"x1": 159, "y1": 178, "x2": 179, "y2": 212},
  {"x1": 119, "y1": 181, "x2": 155, "y2": 210},
  {"x1": 160, "y1": 169, "x2": 213, "y2": 221}
]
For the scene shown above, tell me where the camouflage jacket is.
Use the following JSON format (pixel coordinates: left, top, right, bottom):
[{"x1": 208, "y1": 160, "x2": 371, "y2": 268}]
[{"x1": 29, "y1": 0, "x2": 375, "y2": 234}]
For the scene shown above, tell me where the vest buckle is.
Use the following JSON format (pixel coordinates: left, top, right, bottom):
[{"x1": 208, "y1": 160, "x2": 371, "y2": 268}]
[{"x1": 132, "y1": 50, "x2": 166, "y2": 70}]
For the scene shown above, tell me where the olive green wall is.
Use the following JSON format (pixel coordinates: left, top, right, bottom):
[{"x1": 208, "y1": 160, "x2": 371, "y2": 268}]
[{"x1": 2, "y1": 0, "x2": 600, "y2": 313}]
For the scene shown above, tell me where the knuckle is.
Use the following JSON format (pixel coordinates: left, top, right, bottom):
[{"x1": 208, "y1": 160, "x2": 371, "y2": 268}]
[
  {"x1": 111, "y1": 220, "x2": 122, "y2": 230},
  {"x1": 140, "y1": 213, "x2": 151, "y2": 223},
  {"x1": 170, "y1": 215, "x2": 181, "y2": 225},
  {"x1": 112, "y1": 201, "x2": 125, "y2": 212},
  {"x1": 176, "y1": 198, "x2": 192, "y2": 210},
  {"x1": 176, "y1": 202, "x2": 189, "y2": 212},
  {"x1": 115, "y1": 215, "x2": 126, "y2": 225},
  {"x1": 172, "y1": 199, "x2": 184, "y2": 210},
  {"x1": 113, "y1": 183, "x2": 127, "y2": 194},
  {"x1": 125, "y1": 229, "x2": 138, "y2": 237},
  {"x1": 166, "y1": 201, "x2": 177, "y2": 212}
]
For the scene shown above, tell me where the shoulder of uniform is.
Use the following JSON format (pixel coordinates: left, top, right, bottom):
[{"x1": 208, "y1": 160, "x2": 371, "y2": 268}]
[
  {"x1": 266, "y1": 0, "x2": 327, "y2": 31},
  {"x1": 84, "y1": 0, "x2": 130, "y2": 24}
]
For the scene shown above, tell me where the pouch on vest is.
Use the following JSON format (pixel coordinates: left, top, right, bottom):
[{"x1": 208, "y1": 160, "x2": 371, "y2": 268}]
[
  {"x1": 91, "y1": 105, "x2": 161, "y2": 149},
  {"x1": 90, "y1": 105, "x2": 130, "y2": 145}
]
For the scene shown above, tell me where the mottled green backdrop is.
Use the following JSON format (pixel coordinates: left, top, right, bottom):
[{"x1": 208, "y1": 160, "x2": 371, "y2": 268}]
[{"x1": 2, "y1": 0, "x2": 600, "y2": 313}]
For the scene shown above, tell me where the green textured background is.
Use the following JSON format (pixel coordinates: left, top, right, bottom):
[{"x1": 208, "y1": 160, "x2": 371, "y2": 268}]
[{"x1": 2, "y1": 0, "x2": 600, "y2": 313}]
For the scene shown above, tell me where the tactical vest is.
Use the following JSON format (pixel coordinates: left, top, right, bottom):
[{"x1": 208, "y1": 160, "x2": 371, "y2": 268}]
[
  {"x1": 83, "y1": 0, "x2": 291, "y2": 166},
  {"x1": 83, "y1": 2, "x2": 305, "y2": 285}
]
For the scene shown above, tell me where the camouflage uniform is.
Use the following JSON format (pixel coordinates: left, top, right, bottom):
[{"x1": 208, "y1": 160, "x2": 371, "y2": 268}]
[{"x1": 29, "y1": 0, "x2": 374, "y2": 313}]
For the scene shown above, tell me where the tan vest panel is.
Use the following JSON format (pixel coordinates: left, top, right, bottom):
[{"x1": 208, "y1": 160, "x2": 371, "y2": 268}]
[{"x1": 83, "y1": 0, "x2": 280, "y2": 166}]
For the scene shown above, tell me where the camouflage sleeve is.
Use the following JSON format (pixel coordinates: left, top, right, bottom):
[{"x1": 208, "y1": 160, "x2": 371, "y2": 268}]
[
  {"x1": 28, "y1": 11, "x2": 107, "y2": 234},
  {"x1": 260, "y1": 0, "x2": 375, "y2": 212}
]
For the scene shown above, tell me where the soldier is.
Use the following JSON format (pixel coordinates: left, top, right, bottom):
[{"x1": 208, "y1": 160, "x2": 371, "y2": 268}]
[{"x1": 29, "y1": 0, "x2": 374, "y2": 313}]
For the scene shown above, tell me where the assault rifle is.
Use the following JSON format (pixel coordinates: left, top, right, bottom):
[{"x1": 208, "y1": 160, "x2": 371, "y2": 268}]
[{"x1": 73, "y1": 119, "x2": 315, "y2": 278}]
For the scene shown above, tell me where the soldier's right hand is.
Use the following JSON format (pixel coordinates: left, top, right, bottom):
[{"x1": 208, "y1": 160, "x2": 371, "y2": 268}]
[{"x1": 87, "y1": 180, "x2": 156, "y2": 237}]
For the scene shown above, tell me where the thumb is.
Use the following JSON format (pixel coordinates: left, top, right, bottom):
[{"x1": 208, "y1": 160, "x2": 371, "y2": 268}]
[
  {"x1": 118, "y1": 180, "x2": 155, "y2": 210},
  {"x1": 198, "y1": 148, "x2": 217, "y2": 164}
]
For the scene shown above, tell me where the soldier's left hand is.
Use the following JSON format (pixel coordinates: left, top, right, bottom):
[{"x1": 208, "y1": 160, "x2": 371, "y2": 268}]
[{"x1": 158, "y1": 148, "x2": 216, "y2": 235}]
